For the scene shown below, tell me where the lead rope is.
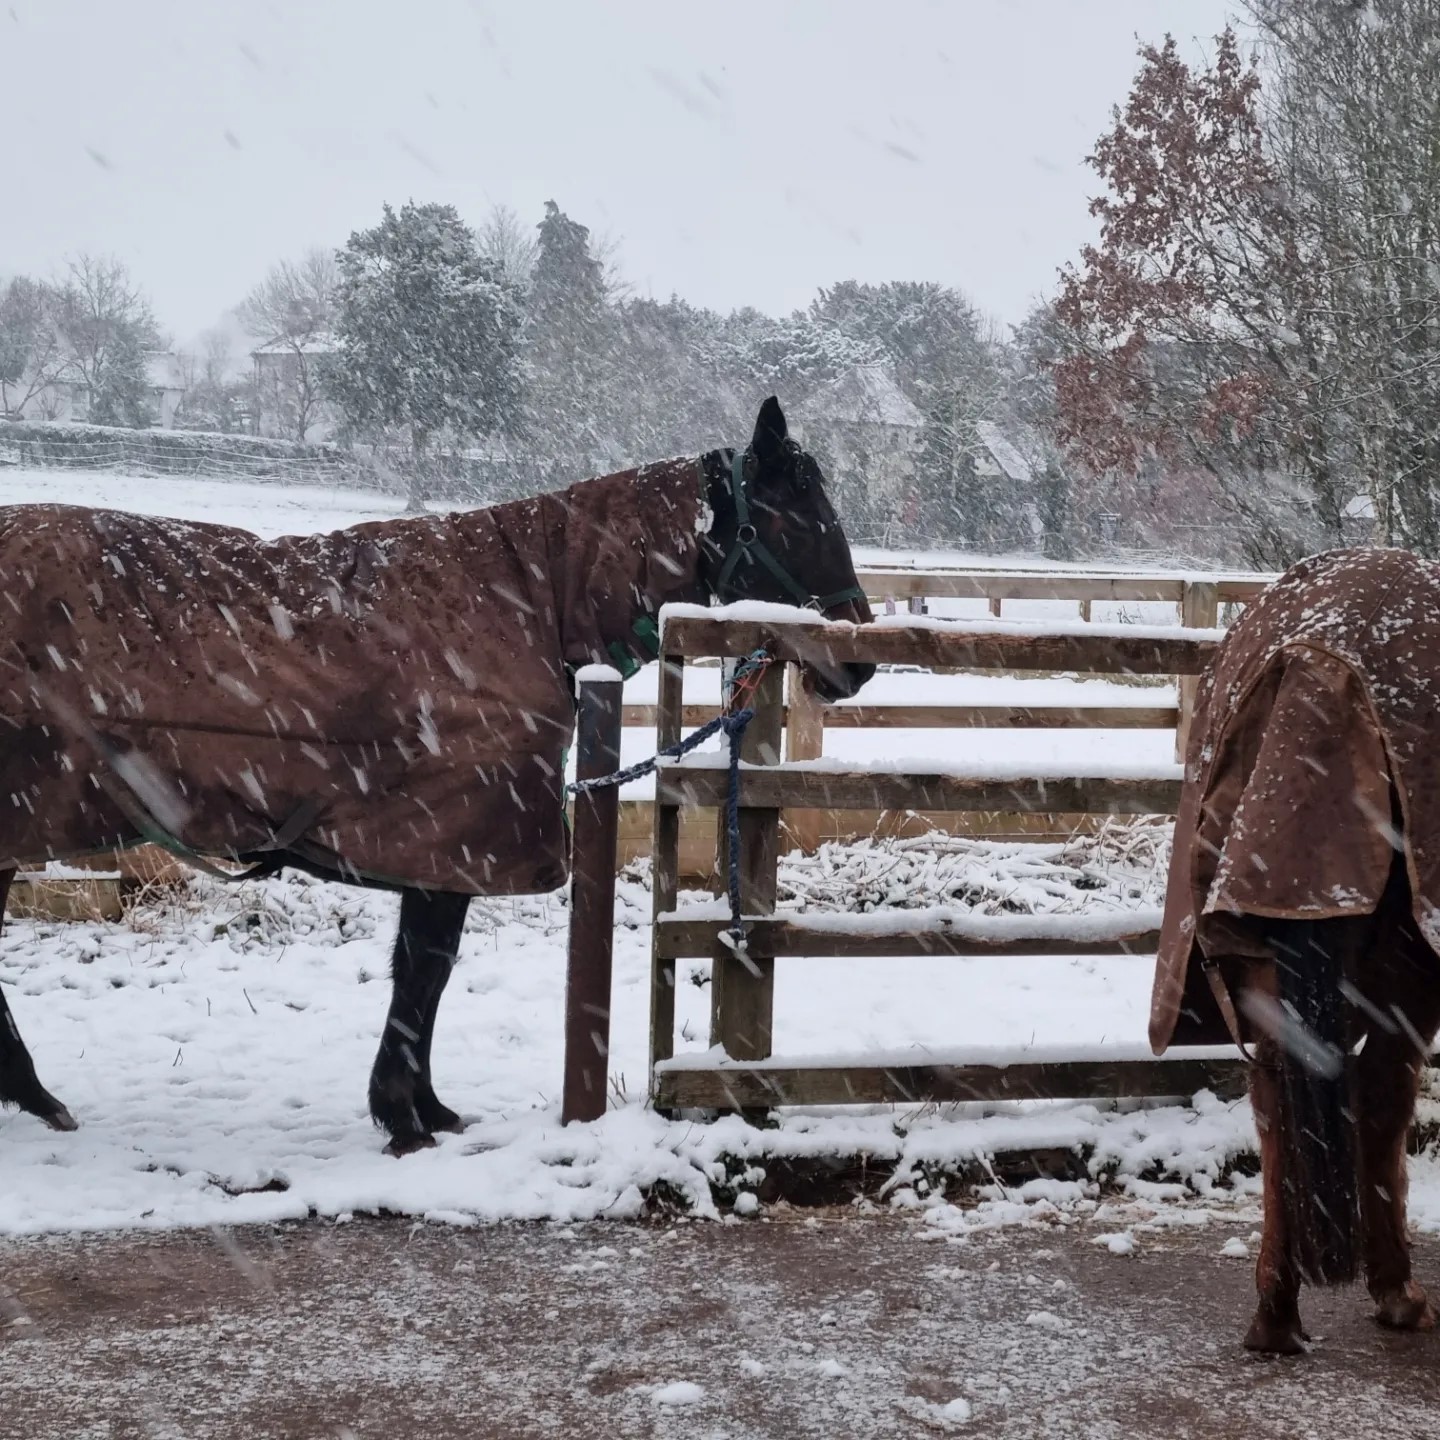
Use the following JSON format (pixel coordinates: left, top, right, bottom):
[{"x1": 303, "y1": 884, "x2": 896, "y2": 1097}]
[{"x1": 567, "y1": 647, "x2": 774, "y2": 955}]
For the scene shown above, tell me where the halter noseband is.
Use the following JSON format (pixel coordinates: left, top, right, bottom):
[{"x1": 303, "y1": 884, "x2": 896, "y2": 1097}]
[{"x1": 713, "y1": 450, "x2": 866, "y2": 614}]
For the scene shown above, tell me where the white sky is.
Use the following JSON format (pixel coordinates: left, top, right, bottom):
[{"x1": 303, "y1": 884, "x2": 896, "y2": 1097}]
[{"x1": 3, "y1": 0, "x2": 1237, "y2": 345}]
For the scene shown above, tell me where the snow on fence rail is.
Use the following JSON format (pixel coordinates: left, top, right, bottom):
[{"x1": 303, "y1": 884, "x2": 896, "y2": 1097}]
[
  {"x1": 617, "y1": 567, "x2": 1272, "y2": 869},
  {"x1": 624, "y1": 606, "x2": 1243, "y2": 1118}
]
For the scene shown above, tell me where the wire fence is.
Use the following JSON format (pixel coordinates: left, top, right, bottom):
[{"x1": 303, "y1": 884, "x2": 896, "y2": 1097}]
[{"x1": 0, "y1": 421, "x2": 384, "y2": 490}]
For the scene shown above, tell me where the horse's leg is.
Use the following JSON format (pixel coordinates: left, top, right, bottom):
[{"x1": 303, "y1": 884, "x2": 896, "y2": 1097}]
[
  {"x1": 413, "y1": 906, "x2": 467, "y2": 1136},
  {"x1": 0, "y1": 868, "x2": 77, "y2": 1132},
  {"x1": 1245, "y1": 1040, "x2": 1308, "y2": 1354},
  {"x1": 1356, "y1": 921, "x2": 1440, "y2": 1331},
  {"x1": 368, "y1": 887, "x2": 468, "y2": 1156}
]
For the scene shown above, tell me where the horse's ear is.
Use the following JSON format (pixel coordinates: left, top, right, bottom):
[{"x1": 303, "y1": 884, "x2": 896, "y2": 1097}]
[{"x1": 751, "y1": 396, "x2": 788, "y2": 466}]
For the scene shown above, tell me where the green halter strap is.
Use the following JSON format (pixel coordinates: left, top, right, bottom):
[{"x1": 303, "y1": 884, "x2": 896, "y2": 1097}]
[{"x1": 714, "y1": 450, "x2": 866, "y2": 612}]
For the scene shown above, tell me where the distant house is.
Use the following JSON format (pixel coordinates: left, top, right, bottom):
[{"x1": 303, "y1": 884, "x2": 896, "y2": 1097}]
[
  {"x1": 1, "y1": 350, "x2": 188, "y2": 428},
  {"x1": 249, "y1": 336, "x2": 336, "y2": 442},
  {"x1": 143, "y1": 352, "x2": 188, "y2": 429},
  {"x1": 974, "y1": 418, "x2": 1034, "y2": 485},
  {"x1": 792, "y1": 364, "x2": 926, "y2": 500}
]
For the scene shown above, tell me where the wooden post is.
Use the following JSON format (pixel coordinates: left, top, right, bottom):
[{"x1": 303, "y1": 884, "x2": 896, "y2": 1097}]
[
  {"x1": 711, "y1": 662, "x2": 783, "y2": 1064},
  {"x1": 562, "y1": 669, "x2": 624, "y2": 1125},
  {"x1": 989, "y1": 596, "x2": 1002, "y2": 617},
  {"x1": 648, "y1": 654, "x2": 685, "y2": 1085},
  {"x1": 784, "y1": 663, "x2": 825, "y2": 854},
  {"x1": 1176, "y1": 580, "x2": 1219, "y2": 762},
  {"x1": 1079, "y1": 599, "x2": 1093, "y2": 623}
]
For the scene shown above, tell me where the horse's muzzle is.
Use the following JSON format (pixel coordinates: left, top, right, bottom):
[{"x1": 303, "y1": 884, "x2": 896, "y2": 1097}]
[{"x1": 804, "y1": 595, "x2": 875, "y2": 703}]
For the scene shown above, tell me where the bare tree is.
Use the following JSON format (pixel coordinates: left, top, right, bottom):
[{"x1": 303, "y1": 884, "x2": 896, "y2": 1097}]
[
  {"x1": 50, "y1": 255, "x2": 162, "y2": 427},
  {"x1": 237, "y1": 248, "x2": 337, "y2": 442},
  {"x1": 1245, "y1": 0, "x2": 1440, "y2": 554},
  {"x1": 1053, "y1": 11, "x2": 1440, "y2": 564},
  {"x1": 478, "y1": 205, "x2": 538, "y2": 294}
]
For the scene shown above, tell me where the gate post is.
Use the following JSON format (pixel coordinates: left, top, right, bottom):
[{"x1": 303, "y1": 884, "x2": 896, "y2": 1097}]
[
  {"x1": 711, "y1": 662, "x2": 784, "y2": 1064},
  {"x1": 1176, "y1": 580, "x2": 1219, "y2": 762},
  {"x1": 562, "y1": 666, "x2": 624, "y2": 1124},
  {"x1": 784, "y1": 663, "x2": 825, "y2": 853}
]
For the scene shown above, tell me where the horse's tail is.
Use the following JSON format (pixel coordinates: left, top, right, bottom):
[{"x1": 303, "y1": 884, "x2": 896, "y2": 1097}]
[{"x1": 1268, "y1": 918, "x2": 1363, "y2": 1287}]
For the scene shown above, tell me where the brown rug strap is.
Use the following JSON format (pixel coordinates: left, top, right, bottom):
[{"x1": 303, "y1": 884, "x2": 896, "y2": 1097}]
[{"x1": 1202, "y1": 958, "x2": 1256, "y2": 1065}]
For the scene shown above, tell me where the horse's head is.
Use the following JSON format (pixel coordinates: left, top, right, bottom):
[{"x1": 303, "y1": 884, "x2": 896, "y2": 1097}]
[{"x1": 701, "y1": 396, "x2": 875, "y2": 702}]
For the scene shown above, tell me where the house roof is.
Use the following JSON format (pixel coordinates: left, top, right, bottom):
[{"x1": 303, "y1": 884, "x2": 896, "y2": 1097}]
[
  {"x1": 798, "y1": 365, "x2": 925, "y2": 429},
  {"x1": 975, "y1": 419, "x2": 1035, "y2": 484}
]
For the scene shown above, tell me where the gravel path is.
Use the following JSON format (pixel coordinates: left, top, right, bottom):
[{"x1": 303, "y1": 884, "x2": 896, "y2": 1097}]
[{"x1": 2, "y1": 1213, "x2": 1437, "y2": 1439}]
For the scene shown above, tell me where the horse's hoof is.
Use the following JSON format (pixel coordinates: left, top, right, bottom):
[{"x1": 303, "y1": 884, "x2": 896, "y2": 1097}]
[
  {"x1": 42, "y1": 1106, "x2": 78, "y2": 1133},
  {"x1": 1374, "y1": 1284, "x2": 1436, "y2": 1331},
  {"x1": 384, "y1": 1132, "x2": 437, "y2": 1159},
  {"x1": 1244, "y1": 1311, "x2": 1309, "y2": 1355}
]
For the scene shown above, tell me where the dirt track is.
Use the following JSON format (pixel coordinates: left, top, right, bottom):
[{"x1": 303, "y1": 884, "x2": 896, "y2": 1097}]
[{"x1": 2, "y1": 1213, "x2": 1438, "y2": 1439}]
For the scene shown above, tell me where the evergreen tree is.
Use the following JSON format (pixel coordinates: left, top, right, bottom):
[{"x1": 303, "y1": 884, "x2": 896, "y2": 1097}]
[
  {"x1": 525, "y1": 200, "x2": 618, "y2": 476},
  {"x1": 327, "y1": 202, "x2": 523, "y2": 509},
  {"x1": 0, "y1": 277, "x2": 62, "y2": 417}
]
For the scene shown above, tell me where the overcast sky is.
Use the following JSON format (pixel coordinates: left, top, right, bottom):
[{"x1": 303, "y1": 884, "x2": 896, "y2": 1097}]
[{"x1": 3, "y1": 0, "x2": 1237, "y2": 346}]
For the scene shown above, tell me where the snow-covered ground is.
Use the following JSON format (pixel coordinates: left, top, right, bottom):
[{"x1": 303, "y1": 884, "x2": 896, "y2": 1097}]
[
  {"x1": 0, "y1": 833, "x2": 1276, "y2": 1236},
  {"x1": 4, "y1": 468, "x2": 1418, "y2": 1240}
]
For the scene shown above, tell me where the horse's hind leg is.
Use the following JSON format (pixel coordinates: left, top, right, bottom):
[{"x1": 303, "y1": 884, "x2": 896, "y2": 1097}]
[
  {"x1": 1246, "y1": 1043, "x2": 1308, "y2": 1354},
  {"x1": 0, "y1": 868, "x2": 77, "y2": 1133},
  {"x1": 1356, "y1": 917, "x2": 1440, "y2": 1330},
  {"x1": 368, "y1": 887, "x2": 468, "y2": 1155}
]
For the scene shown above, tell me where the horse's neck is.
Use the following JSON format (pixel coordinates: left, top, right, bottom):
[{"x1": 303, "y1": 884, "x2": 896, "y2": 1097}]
[{"x1": 549, "y1": 457, "x2": 713, "y2": 675}]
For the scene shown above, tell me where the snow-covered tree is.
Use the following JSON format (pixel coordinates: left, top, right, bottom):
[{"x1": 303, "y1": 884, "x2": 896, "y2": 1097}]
[
  {"x1": 50, "y1": 255, "x2": 162, "y2": 428},
  {"x1": 522, "y1": 200, "x2": 621, "y2": 477},
  {"x1": 328, "y1": 201, "x2": 523, "y2": 508},
  {"x1": 0, "y1": 276, "x2": 64, "y2": 418}
]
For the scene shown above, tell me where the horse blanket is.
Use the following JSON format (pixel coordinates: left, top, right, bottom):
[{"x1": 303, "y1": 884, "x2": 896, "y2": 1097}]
[
  {"x1": 0, "y1": 459, "x2": 706, "y2": 892},
  {"x1": 1152, "y1": 546, "x2": 1440, "y2": 1051}
]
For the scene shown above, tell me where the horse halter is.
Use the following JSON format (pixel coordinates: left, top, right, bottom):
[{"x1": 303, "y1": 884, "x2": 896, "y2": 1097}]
[{"x1": 713, "y1": 450, "x2": 867, "y2": 614}]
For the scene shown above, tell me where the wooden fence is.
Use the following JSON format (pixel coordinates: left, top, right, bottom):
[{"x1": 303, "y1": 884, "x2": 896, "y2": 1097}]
[
  {"x1": 616, "y1": 566, "x2": 1271, "y2": 872},
  {"x1": 636, "y1": 609, "x2": 1246, "y2": 1117}
]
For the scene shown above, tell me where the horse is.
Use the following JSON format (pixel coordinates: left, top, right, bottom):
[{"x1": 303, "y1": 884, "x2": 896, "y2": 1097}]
[
  {"x1": 1152, "y1": 546, "x2": 1440, "y2": 1353},
  {"x1": 0, "y1": 395, "x2": 874, "y2": 1155}
]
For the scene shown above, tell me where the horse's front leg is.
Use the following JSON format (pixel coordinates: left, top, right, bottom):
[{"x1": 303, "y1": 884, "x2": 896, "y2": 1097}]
[
  {"x1": 368, "y1": 887, "x2": 469, "y2": 1156},
  {"x1": 0, "y1": 868, "x2": 77, "y2": 1133},
  {"x1": 1246, "y1": 1043, "x2": 1308, "y2": 1354}
]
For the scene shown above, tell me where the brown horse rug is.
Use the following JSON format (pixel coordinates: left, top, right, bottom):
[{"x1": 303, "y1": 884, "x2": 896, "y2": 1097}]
[
  {"x1": 0, "y1": 460, "x2": 706, "y2": 893},
  {"x1": 1153, "y1": 546, "x2": 1440, "y2": 1051}
]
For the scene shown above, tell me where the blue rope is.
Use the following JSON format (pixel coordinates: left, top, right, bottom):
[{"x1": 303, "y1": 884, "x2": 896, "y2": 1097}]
[
  {"x1": 567, "y1": 699, "x2": 760, "y2": 953},
  {"x1": 565, "y1": 707, "x2": 753, "y2": 797}
]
